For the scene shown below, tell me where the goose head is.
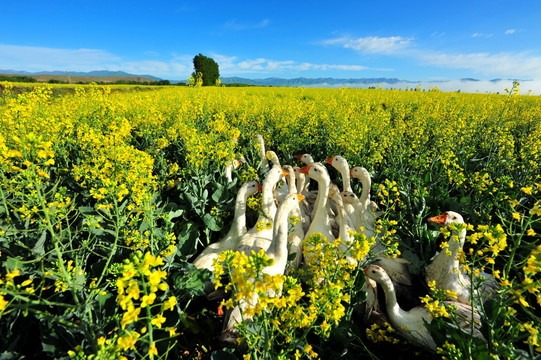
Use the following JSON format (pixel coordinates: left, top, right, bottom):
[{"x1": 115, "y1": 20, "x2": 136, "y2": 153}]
[
  {"x1": 428, "y1": 211, "x2": 464, "y2": 227},
  {"x1": 340, "y1": 191, "x2": 358, "y2": 204},
  {"x1": 364, "y1": 264, "x2": 392, "y2": 285},
  {"x1": 325, "y1": 155, "x2": 350, "y2": 173},
  {"x1": 242, "y1": 180, "x2": 262, "y2": 197},
  {"x1": 230, "y1": 159, "x2": 243, "y2": 169},
  {"x1": 265, "y1": 164, "x2": 286, "y2": 185},
  {"x1": 282, "y1": 164, "x2": 296, "y2": 186},
  {"x1": 294, "y1": 153, "x2": 315, "y2": 165},
  {"x1": 266, "y1": 151, "x2": 281, "y2": 166},
  {"x1": 297, "y1": 163, "x2": 330, "y2": 183},
  {"x1": 282, "y1": 193, "x2": 305, "y2": 211},
  {"x1": 350, "y1": 166, "x2": 371, "y2": 180}
]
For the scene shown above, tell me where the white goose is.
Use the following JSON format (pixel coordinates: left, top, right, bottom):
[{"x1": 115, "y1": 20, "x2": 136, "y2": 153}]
[
  {"x1": 265, "y1": 193, "x2": 305, "y2": 277},
  {"x1": 426, "y1": 211, "x2": 470, "y2": 303},
  {"x1": 193, "y1": 181, "x2": 261, "y2": 271},
  {"x1": 350, "y1": 166, "x2": 379, "y2": 233},
  {"x1": 225, "y1": 159, "x2": 242, "y2": 184},
  {"x1": 293, "y1": 166, "x2": 313, "y2": 233},
  {"x1": 236, "y1": 165, "x2": 285, "y2": 254},
  {"x1": 256, "y1": 134, "x2": 270, "y2": 172},
  {"x1": 364, "y1": 264, "x2": 484, "y2": 352},
  {"x1": 265, "y1": 150, "x2": 281, "y2": 167},
  {"x1": 283, "y1": 165, "x2": 306, "y2": 272},
  {"x1": 426, "y1": 211, "x2": 499, "y2": 304},
  {"x1": 294, "y1": 153, "x2": 315, "y2": 165},
  {"x1": 329, "y1": 183, "x2": 356, "y2": 263},
  {"x1": 326, "y1": 156, "x2": 359, "y2": 233},
  {"x1": 325, "y1": 156, "x2": 353, "y2": 192},
  {"x1": 221, "y1": 193, "x2": 304, "y2": 346},
  {"x1": 299, "y1": 163, "x2": 335, "y2": 253}
]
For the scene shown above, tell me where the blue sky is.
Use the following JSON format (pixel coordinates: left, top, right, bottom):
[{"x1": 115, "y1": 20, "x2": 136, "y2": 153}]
[{"x1": 2, "y1": 0, "x2": 541, "y2": 85}]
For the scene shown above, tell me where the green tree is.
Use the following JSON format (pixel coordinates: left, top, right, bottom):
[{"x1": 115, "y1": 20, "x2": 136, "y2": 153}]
[{"x1": 192, "y1": 53, "x2": 220, "y2": 86}]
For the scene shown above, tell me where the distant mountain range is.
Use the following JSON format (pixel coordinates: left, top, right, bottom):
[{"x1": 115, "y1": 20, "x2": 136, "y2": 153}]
[
  {"x1": 2, "y1": 69, "x2": 533, "y2": 93},
  {"x1": 218, "y1": 76, "x2": 414, "y2": 86},
  {"x1": 0, "y1": 69, "x2": 161, "y2": 81}
]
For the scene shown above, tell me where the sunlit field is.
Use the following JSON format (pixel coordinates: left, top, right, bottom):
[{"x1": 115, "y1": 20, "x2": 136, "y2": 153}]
[{"x1": 1, "y1": 82, "x2": 540, "y2": 359}]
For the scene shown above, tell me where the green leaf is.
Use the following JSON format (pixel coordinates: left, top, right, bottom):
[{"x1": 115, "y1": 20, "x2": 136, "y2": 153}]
[
  {"x1": 172, "y1": 263, "x2": 211, "y2": 297},
  {"x1": 460, "y1": 196, "x2": 471, "y2": 204},
  {"x1": 32, "y1": 230, "x2": 47, "y2": 256},
  {"x1": 177, "y1": 222, "x2": 200, "y2": 256},
  {"x1": 203, "y1": 213, "x2": 222, "y2": 231},
  {"x1": 212, "y1": 186, "x2": 225, "y2": 203},
  {"x1": 168, "y1": 209, "x2": 184, "y2": 220}
]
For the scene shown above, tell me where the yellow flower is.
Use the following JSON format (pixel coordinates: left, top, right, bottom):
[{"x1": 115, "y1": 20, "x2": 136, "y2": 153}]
[
  {"x1": 141, "y1": 293, "x2": 156, "y2": 308},
  {"x1": 117, "y1": 331, "x2": 140, "y2": 350},
  {"x1": 6, "y1": 269, "x2": 20, "y2": 281},
  {"x1": 151, "y1": 313, "x2": 166, "y2": 328},
  {"x1": 0, "y1": 295, "x2": 8, "y2": 311},
  {"x1": 148, "y1": 342, "x2": 158, "y2": 358},
  {"x1": 121, "y1": 305, "x2": 141, "y2": 329},
  {"x1": 163, "y1": 296, "x2": 177, "y2": 311}
]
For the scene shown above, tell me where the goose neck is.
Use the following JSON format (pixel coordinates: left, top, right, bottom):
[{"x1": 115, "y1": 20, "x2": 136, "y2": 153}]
[
  {"x1": 268, "y1": 203, "x2": 291, "y2": 257},
  {"x1": 378, "y1": 276, "x2": 402, "y2": 319},
  {"x1": 231, "y1": 188, "x2": 248, "y2": 232}
]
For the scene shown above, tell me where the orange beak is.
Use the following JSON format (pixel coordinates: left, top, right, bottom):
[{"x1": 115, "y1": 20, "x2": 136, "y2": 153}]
[
  {"x1": 428, "y1": 213, "x2": 448, "y2": 226},
  {"x1": 297, "y1": 165, "x2": 311, "y2": 175},
  {"x1": 325, "y1": 156, "x2": 334, "y2": 164},
  {"x1": 349, "y1": 168, "x2": 354, "y2": 176},
  {"x1": 363, "y1": 265, "x2": 371, "y2": 275},
  {"x1": 296, "y1": 194, "x2": 305, "y2": 202},
  {"x1": 257, "y1": 183, "x2": 263, "y2": 192},
  {"x1": 294, "y1": 154, "x2": 303, "y2": 160},
  {"x1": 281, "y1": 169, "x2": 289, "y2": 177}
]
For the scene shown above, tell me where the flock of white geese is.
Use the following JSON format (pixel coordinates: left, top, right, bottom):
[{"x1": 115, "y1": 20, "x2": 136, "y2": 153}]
[{"x1": 191, "y1": 135, "x2": 494, "y2": 352}]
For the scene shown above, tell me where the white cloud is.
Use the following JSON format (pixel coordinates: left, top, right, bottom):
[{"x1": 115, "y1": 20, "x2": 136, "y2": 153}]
[
  {"x1": 322, "y1": 79, "x2": 541, "y2": 95},
  {"x1": 472, "y1": 32, "x2": 493, "y2": 38},
  {"x1": 212, "y1": 56, "x2": 381, "y2": 74},
  {"x1": 324, "y1": 36, "x2": 413, "y2": 54},
  {"x1": 0, "y1": 44, "x2": 120, "y2": 72},
  {"x1": 505, "y1": 29, "x2": 516, "y2": 35},
  {"x1": 418, "y1": 51, "x2": 541, "y2": 78}
]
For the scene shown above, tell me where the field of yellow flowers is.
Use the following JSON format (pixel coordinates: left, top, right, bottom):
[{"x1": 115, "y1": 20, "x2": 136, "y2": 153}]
[{"x1": 0, "y1": 82, "x2": 540, "y2": 360}]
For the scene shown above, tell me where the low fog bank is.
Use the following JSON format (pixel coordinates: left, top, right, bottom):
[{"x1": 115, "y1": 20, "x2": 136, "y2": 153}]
[{"x1": 305, "y1": 79, "x2": 541, "y2": 95}]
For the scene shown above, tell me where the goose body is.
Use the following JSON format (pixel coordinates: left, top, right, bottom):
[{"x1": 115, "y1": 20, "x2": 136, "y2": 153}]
[
  {"x1": 293, "y1": 167, "x2": 313, "y2": 233},
  {"x1": 349, "y1": 167, "x2": 379, "y2": 233},
  {"x1": 299, "y1": 163, "x2": 336, "y2": 244},
  {"x1": 329, "y1": 183, "x2": 356, "y2": 263},
  {"x1": 426, "y1": 211, "x2": 499, "y2": 304},
  {"x1": 365, "y1": 265, "x2": 484, "y2": 351},
  {"x1": 237, "y1": 165, "x2": 284, "y2": 254},
  {"x1": 192, "y1": 181, "x2": 260, "y2": 271},
  {"x1": 283, "y1": 165, "x2": 305, "y2": 272},
  {"x1": 265, "y1": 193, "x2": 305, "y2": 276},
  {"x1": 364, "y1": 264, "x2": 437, "y2": 350},
  {"x1": 221, "y1": 193, "x2": 304, "y2": 346}
]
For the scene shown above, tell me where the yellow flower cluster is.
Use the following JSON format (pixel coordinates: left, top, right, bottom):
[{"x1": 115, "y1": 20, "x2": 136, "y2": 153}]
[
  {"x1": 420, "y1": 280, "x2": 457, "y2": 319},
  {"x1": 108, "y1": 251, "x2": 177, "y2": 357},
  {"x1": 365, "y1": 322, "x2": 401, "y2": 344}
]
